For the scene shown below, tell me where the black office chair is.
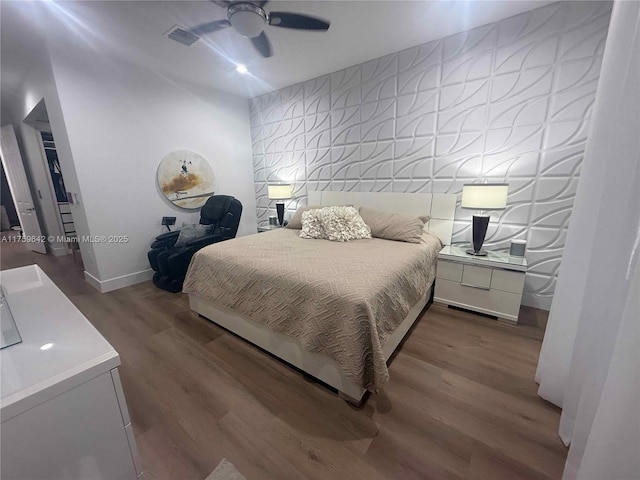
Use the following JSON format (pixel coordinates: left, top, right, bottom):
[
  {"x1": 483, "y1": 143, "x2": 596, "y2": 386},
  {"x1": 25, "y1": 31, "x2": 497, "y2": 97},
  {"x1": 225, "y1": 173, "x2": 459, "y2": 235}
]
[{"x1": 148, "y1": 195, "x2": 242, "y2": 292}]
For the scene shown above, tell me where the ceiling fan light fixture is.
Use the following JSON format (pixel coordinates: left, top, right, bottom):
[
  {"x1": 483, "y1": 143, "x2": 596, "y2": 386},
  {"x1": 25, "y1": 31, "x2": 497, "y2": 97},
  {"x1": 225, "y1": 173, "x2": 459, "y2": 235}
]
[
  {"x1": 187, "y1": 1, "x2": 331, "y2": 58},
  {"x1": 228, "y1": 3, "x2": 267, "y2": 38}
]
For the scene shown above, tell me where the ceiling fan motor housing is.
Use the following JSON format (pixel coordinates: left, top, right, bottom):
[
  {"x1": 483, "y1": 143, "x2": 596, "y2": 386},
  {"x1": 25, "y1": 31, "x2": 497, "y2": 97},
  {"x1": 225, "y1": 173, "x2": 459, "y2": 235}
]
[
  {"x1": 228, "y1": 3, "x2": 267, "y2": 38},
  {"x1": 185, "y1": 1, "x2": 330, "y2": 58}
]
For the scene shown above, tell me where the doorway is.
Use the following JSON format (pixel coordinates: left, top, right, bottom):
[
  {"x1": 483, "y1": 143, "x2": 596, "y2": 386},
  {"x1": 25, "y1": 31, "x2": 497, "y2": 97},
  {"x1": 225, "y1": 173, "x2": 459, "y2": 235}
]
[
  {"x1": 1, "y1": 98, "x2": 80, "y2": 259},
  {"x1": 0, "y1": 124, "x2": 47, "y2": 254},
  {"x1": 40, "y1": 131, "x2": 76, "y2": 241},
  {"x1": 21, "y1": 98, "x2": 79, "y2": 260},
  {"x1": 1, "y1": 162, "x2": 21, "y2": 236}
]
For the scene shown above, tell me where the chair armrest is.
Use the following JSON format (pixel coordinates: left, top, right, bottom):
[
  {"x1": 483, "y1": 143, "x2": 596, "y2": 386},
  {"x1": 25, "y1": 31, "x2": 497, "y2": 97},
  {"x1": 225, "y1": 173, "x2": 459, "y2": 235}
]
[
  {"x1": 151, "y1": 231, "x2": 179, "y2": 249},
  {"x1": 155, "y1": 230, "x2": 180, "y2": 241}
]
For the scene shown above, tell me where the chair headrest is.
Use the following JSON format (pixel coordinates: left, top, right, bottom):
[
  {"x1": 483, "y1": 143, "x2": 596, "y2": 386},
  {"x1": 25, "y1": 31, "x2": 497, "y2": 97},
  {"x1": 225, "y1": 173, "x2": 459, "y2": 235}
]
[{"x1": 200, "y1": 195, "x2": 233, "y2": 224}]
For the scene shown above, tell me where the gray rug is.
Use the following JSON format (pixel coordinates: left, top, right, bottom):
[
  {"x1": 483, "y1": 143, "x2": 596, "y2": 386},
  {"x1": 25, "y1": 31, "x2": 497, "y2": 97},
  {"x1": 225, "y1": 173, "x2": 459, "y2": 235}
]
[{"x1": 205, "y1": 459, "x2": 247, "y2": 480}]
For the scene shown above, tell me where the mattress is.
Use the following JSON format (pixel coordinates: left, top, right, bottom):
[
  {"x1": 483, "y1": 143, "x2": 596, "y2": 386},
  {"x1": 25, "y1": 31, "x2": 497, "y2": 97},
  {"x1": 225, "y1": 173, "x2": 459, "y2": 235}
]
[{"x1": 183, "y1": 228, "x2": 442, "y2": 391}]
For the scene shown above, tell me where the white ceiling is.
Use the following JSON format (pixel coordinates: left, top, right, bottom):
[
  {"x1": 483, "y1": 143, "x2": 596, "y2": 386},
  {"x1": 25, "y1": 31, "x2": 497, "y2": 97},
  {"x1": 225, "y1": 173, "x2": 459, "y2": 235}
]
[{"x1": 1, "y1": 0, "x2": 555, "y2": 99}]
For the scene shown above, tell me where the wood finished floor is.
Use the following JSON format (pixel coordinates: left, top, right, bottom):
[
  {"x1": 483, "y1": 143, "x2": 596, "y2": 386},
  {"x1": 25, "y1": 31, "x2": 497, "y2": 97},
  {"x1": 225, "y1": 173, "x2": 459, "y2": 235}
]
[{"x1": 1, "y1": 243, "x2": 567, "y2": 480}]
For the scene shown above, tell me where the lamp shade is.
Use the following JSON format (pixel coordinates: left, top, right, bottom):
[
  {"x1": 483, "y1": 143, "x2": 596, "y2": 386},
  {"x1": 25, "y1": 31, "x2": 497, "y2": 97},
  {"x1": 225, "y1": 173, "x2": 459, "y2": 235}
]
[
  {"x1": 267, "y1": 184, "x2": 292, "y2": 200},
  {"x1": 461, "y1": 183, "x2": 508, "y2": 210}
]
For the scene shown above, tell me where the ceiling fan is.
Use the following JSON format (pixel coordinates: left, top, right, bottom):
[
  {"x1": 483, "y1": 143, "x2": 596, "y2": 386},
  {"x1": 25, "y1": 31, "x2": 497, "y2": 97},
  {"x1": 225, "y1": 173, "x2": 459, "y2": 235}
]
[{"x1": 188, "y1": 0, "x2": 331, "y2": 58}]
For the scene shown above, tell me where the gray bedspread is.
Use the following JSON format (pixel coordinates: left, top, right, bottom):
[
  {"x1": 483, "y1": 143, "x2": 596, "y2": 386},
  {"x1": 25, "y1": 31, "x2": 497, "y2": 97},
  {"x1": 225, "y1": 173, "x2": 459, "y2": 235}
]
[{"x1": 183, "y1": 228, "x2": 442, "y2": 391}]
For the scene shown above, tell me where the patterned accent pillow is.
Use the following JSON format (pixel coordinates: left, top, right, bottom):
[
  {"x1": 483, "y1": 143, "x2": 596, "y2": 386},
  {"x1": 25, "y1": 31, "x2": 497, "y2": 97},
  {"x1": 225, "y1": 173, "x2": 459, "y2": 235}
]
[
  {"x1": 288, "y1": 204, "x2": 354, "y2": 229},
  {"x1": 299, "y1": 209, "x2": 326, "y2": 239},
  {"x1": 319, "y1": 206, "x2": 371, "y2": 242},
  {"x1": 287, "y1": 205, "x2": 321, "y2": 229}
]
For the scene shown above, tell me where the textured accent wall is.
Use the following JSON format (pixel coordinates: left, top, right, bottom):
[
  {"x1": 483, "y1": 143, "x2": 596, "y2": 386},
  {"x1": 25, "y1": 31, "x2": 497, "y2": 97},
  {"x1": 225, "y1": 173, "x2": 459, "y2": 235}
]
[{"x1": 249, "y1": 1, "x2": 612, "y2": 309}]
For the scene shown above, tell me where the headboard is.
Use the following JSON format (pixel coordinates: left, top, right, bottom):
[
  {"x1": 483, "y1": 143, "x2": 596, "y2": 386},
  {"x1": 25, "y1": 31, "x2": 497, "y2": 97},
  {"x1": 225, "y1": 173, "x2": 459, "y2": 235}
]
[{"x1": 307, "y1": 191, "x2": 457, "y2": 246}]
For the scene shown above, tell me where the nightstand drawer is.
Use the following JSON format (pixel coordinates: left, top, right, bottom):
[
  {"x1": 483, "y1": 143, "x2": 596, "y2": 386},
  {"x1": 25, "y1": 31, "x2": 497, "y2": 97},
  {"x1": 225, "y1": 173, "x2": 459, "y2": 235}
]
[
  {"x1": 461, "y1": 265, "x2": 492, "y2": 289},
  {"x1": 491, "y1": 269, "x2": 525, "y2": 294},
  {"x1": 436, "y1": 260, "x2": 463, "y2": 282},
  {"x1": 434, "y1": 279, "x2": 522, "y2": 321}
]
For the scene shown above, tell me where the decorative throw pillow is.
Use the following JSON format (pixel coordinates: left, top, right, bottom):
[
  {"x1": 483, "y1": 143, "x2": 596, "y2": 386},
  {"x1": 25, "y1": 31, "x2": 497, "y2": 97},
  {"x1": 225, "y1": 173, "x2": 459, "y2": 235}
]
[
  {"x1": 287, "y1": 205, "x2": 321, "y2": 229},
  {"x1": 359, "y1": 206, "x2": 431, "y2": 243},
  {"x1": 174, "y1": 224, "x2": 210, "y2": 247},
  {"x1": 288, "y1": 204, "x2": 354, "y2": 229},
  {"x1": 319, "y1": 206, "x2": 371, "y2": 242},
  {"x1": 299, "y1": 209, "x2": 326, "y2": 239}
]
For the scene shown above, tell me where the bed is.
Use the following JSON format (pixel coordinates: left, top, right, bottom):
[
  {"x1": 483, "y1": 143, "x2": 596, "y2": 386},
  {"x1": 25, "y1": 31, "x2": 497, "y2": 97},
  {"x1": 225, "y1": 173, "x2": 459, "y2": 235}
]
[{"x1": 184, "y1": 191, "x2": 457, "y2": 404}]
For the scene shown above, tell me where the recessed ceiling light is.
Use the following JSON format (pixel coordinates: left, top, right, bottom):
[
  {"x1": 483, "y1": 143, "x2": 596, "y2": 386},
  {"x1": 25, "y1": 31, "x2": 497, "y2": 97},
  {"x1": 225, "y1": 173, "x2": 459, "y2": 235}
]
[
  {"x1": 40, "y1": 343, "x2": 54, "y2": 351},
  {"x1": 236, "y1": 64, "x2": 248, "y2": 74}
]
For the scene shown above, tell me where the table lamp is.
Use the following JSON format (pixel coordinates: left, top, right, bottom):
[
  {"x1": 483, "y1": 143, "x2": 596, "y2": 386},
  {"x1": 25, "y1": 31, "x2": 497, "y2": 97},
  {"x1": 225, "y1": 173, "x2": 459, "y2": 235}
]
[
  {"x1": 267, "y1": 184, "x2": 292, "y2": 226},
  {"x1": 461, "y1": 183, "x2": 508, "y2": 256}
]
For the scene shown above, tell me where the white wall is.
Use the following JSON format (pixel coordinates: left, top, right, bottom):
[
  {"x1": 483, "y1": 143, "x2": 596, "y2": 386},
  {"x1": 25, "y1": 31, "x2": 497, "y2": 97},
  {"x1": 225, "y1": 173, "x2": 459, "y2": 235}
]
[
  {"x1": 248, "y1": 1, "x2": 612, "y2": 310},
  {"x1": 45, "y1": 35, "x2": 257, "y2": 290}
]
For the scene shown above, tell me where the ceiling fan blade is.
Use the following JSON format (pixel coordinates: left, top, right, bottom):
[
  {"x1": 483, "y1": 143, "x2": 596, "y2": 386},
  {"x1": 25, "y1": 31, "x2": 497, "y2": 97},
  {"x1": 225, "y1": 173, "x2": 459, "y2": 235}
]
[
  {"x1": 269, "y1": 12, "x2": 330, "y2": 31},
  {"x1": 209, "y1": 0, "x2": 230, "y2": 8},
  {"x1": 250, "y1": 31, "x2": 272, "y2": 57},
  {"x1": 189, "y1": 19, "x2": 231, "y2": 36},
  {"x1": 254, "y1": 1, "x2": 269, "y2": 7}
]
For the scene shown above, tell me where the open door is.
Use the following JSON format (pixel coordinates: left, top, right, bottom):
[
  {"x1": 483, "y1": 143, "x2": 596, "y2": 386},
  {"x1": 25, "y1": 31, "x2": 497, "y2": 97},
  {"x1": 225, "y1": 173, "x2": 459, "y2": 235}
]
[{"x1": 0, "y1": 125, "x2": 46, "y2": 254}]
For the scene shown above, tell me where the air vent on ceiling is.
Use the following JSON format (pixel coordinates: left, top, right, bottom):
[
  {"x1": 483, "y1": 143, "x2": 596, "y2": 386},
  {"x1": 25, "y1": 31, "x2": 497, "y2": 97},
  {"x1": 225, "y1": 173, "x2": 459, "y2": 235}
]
[{"x1": 166, "y1": 26, "x2": 200, "y2": 47}]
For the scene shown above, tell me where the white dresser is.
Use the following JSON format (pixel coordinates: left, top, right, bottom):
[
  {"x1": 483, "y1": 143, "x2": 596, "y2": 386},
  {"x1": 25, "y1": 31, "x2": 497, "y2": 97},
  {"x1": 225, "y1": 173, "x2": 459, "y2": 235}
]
[
  {"x1": 1, "y1": 265, "x2": 143, "y2": 479},
  {"x1": 434, "y1": 246, "x2": 527, "y2": 323}
]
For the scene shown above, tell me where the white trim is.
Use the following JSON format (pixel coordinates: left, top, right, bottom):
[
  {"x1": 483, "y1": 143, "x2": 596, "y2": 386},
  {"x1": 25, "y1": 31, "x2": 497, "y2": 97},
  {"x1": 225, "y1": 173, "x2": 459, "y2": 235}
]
[
  {"x1": 48, "y1": 244, "x2": 69, "y2": 257},
  {"x1": 84, "y1": 269, "x2": 153, "y2": 293},
  {"x1": 83, "y1": 271, "x2": 102, "y2": 291},
  {"x1": 522, "y1": 293, "x2": 552, "y2": 311}
]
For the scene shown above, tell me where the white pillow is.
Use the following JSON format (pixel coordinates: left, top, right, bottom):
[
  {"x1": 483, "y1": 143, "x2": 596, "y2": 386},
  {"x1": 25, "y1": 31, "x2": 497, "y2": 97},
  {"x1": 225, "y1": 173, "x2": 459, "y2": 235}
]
[
  {"x1": 287, "y1": 205, "x2": 321, "y2": 229},
  {"x1": 320, "y1": 206, "x2": 371, "y2": 242},
  {"x1": 299, "y1": 209, "x2": 326, "y2": 239}
]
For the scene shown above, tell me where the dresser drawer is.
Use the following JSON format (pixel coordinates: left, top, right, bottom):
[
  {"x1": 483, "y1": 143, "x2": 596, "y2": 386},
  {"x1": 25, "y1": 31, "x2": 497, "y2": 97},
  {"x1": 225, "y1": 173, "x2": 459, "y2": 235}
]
[
  {"x1": 434, "y1": 279, "x2": 522, "y2": 322},
  {"x1": 461, "y1": 265, "x2": 492, "y2": 289},
  {"x1": 491, "y1": 268, "x2": 525, "y2": 294},
  {"x1": 436, "y1": 260, "x2": 463, "y2": 282}
]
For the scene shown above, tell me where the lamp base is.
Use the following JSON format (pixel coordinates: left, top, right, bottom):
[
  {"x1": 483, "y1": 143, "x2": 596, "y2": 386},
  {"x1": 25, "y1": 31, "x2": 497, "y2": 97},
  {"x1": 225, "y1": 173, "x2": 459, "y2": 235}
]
[
  {"x1": 275, "y1": 202, "x2": 285, "y2": 226},
  {"x1": 468, "y1": 214, "x2": 490, "y2": 256}
]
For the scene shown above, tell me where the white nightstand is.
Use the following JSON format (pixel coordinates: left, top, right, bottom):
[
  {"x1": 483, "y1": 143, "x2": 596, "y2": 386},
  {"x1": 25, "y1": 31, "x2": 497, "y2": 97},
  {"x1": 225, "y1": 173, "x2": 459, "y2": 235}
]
[
  {"x1": 434, "y1": 245, "x2": 527, "y2": 324},
  {"x1": 257, "y1": 223, "x2": 282, "y2": 233}
]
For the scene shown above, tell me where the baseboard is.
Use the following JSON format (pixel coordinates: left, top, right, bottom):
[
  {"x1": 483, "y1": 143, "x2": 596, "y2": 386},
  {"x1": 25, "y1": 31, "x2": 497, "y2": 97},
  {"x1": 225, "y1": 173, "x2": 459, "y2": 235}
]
[
  {"x1": 522, "y1": 294, "x2": 552, "y2": 311},
  {"x1": 84, "y1": 271, "x2": 102, "y2": 291},
  {"x1": 49, "y1": 243, "x2": 70, "y2": 257},
  {"x1": 84, "y1": 269, "x2": 153, "y2": 293}
]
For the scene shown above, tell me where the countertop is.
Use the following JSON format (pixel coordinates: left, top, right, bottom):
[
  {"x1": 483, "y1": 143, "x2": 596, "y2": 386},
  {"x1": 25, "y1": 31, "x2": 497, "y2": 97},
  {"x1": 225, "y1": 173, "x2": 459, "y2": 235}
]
[
  {"x1": 439, "y1": 245, "x2": 528, "y2": 272},
  {"x1": 0, "y1": 265, "x2": 119, "y2": 420}
]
